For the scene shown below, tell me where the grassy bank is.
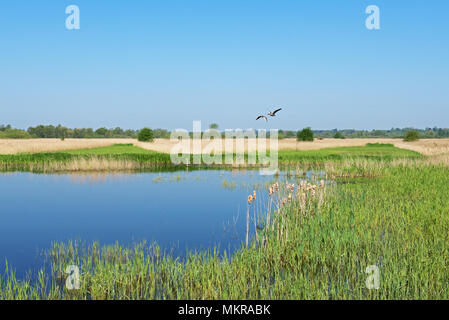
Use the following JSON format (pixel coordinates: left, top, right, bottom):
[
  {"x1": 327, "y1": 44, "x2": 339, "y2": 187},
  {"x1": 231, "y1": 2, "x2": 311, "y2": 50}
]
[
  {"x1": 278, "y1": 143, "x2": 421, "y2": 162},
  {"x1": 0, "y1": 143, "x2": 422, "y2": 173},
  {"x1": 1, "y1": 160, "x2": 448, "y2": 299},
  {"x1": 0, "y1": 144, "x2": 173, "y2": 172}
]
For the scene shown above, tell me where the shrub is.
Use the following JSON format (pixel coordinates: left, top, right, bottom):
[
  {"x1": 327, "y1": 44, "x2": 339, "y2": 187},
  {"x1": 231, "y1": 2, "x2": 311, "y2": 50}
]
[
  {"x1": 95, "y1": 127, "x2": 108, "y2": 137},
  {"x1": 334, "y1": 131, "x2": 345, "y2": 139},
  {"x1": 404, "y1": 130, "x2": 420, "y2": 142},
  {"x1": 297, "y1": 127, "x2": 314, "y2": 141},
  {"x1": 138, "y1": 128, "x2": 154, "y2": 142},
  {"x1": 0, "y1": 129, "x2": 31, "y2": 139}
]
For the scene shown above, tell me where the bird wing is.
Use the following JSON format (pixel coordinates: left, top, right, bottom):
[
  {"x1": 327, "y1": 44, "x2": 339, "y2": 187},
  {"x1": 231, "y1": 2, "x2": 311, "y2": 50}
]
[
  {"x1": 272, "y1": 108, "x2": 282, "y2": 115},
  {"x1": 256, "y1": 115, "x2": 268, "y2": 121}
]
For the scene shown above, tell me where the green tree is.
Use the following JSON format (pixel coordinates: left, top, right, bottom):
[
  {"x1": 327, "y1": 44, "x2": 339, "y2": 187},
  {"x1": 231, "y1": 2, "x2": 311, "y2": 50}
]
[
  {"x1": 404, "y1": 130, "x2": 420, "y2": 142},
  {"x1": 209, "y1": 123, "x2": 219, "y2": 130},
  {"x1": 95, "y1": 127, "x2": 108, "y2": 137},
  {"x1": 297, "y1": 127, "x2": 314, "y2": 141},
  {"x1": 138, "y1": 128, "x2": 154, "y2": 142},
  {"x1": 334, "y1": 131, "x2": 345, "y2": 139}
]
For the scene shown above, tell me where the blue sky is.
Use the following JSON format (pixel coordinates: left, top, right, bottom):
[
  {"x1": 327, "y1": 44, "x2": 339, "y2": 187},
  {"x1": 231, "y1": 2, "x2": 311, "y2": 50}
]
[{"x1": 0, "y1": 0, "x2": 448, "y2": 130}]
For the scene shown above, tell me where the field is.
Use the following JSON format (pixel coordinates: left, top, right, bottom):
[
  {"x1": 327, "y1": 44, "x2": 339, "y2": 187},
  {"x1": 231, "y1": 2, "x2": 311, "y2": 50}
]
[
  {"x1": 0, "y1": 142, "x2": 425, "y2": 173},
  {"x1": 2, "y1": 138, "x2": 449, "y2": 155},
  {"x1": 1, "y1": 139, "x2": 448, "y2": 299},
  {"x1": 1, "y1": 138, "x2": 446, "y2": 173}
]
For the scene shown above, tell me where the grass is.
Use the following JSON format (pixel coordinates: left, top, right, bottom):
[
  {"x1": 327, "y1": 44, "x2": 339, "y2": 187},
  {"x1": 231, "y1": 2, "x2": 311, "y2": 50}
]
[
  {"x1": 0, "y1": 138, "x2": 133, "y2": 155},
  {"x1": 0, "y1": 144, "x2": 173, "y2": 172},
  {"x1": 278, "y1": 143, "x2": 422, "y2": 164},
  {"x1": 63, "y1": 144, "x2": 157, "y2": 155},
  {"x1": 1, "y1": 159, "x2": 448, "y2": 299},
  {"x1": 3, "y1": 138, "x2": 449, "y2": 156},
  {"x1": 0, "y1": 143, "x2": 424, "y2": 173}
]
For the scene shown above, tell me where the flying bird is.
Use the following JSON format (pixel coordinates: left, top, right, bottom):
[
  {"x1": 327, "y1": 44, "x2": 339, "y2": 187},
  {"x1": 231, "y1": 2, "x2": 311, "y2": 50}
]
[
  {"x1": 256, "y1": 115, "x2": 268, "y2": 122},
  {"x1": 267, "y1": 108, "x2": 282, "y2": 117}
]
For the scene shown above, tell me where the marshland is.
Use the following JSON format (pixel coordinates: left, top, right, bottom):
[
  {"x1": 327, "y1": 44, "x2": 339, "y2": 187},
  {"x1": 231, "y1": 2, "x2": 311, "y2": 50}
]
[
  {"x1": 2, "y1": 0, "x2": 449, "y2": 302},
  {"x1": 1, "y1": 139, "x2": 448, "y2": 299}
]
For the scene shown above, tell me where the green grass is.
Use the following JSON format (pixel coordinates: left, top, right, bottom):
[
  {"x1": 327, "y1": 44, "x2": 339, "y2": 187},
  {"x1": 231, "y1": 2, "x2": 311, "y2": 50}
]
[
  {"x1": 0, "y1": 144, "x2": 173, "y2": 172},
  {"x1": 278, "y1": 143, "x2": 421, "y2": 163},
  {"x1": 62, "y1": 144, "x2": 157, "y2": 155},
  {"x1": 1, "y1": 160, "x2": 448, "y2": 299}
]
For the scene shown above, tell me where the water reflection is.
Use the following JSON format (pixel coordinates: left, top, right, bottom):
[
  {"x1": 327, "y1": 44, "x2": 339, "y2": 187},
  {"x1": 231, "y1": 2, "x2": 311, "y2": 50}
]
[{"x1": 0, "y1": 169, "x2": 326, "y2": 279}]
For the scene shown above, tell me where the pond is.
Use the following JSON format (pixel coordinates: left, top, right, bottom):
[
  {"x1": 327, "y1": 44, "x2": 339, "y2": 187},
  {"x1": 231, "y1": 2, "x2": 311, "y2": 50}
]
[{"x1": 0, "y1": 169, "x2": 322, "y2": 279}]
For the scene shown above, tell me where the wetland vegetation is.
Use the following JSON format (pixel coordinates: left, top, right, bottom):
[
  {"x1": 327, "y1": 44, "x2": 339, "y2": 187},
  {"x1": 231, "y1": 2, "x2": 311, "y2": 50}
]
[
  {"x1": 0, "y1": 141, "x2": 448, "y2": 299},
  {"x1": 0, "y1": 143, "x2": 422, "y2": 173}
]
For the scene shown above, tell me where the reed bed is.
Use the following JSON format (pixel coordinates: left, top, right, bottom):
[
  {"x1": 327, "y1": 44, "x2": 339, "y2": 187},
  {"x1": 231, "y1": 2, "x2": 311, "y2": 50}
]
[
  {"x1": 3, "y1": 138, "x2": 449, "y2": 155},
  {"x1": 0, "y1": 153, "x2": 174, "y2": 173},
  {"x1": 0, "y1": 143, "x2": 424, "y2": 173},
  {"x1": 1, "y1": 159, "x2": 448, "y2": 300},
  {"x1": 0, "y1": 139, "x2": 134, "y2": 155}
]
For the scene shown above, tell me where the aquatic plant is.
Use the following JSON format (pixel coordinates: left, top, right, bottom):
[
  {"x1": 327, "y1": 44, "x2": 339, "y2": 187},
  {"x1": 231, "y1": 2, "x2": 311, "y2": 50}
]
[{"x1": 1, "y1": 159, "x2": 449, "y2": 299}]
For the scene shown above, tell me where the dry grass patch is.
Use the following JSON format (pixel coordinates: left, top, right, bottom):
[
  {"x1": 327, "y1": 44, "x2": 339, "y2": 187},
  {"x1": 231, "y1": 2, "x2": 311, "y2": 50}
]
[{"x1": 0, "y1": 139, "x2": 135, "y2": 155}]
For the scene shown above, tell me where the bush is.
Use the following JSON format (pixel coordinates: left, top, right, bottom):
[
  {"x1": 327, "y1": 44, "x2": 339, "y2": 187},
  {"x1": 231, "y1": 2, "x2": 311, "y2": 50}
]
[
  {"x1": 95, "y1": 127, "x2": 108, "y2": 137},
  {"x1": 138, "y1": 128, "x2": 154, "y2": 142},
  {"x1": 403, "y1": 130, "x2": 420, "y2": 142},
  {"x1": 0, "y1": 129, "x2": 31, "y2": 139},
  {"x1": 334, "y1": 131, "x2": 345, "y2": 139},
  {"x1": 297, "y1": 127, "x2": 314, "y2": 141}
]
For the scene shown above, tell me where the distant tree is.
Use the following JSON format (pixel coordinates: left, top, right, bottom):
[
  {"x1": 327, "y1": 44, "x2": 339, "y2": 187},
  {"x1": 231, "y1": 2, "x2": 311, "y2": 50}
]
[
  {"x1": 95, "y1": 127, "x2": 108, "y2": 137},
  {"x1": 284, "y1": 130, "x2": 296, "y2": 138},
  {"x1": 334, "y1": 131, "x2": 345, "y2": 139},
  {"x1": 138, "y1": 128, "x2": 154, "y2": 142},
  {"x1": 112, "y1": 127, "x2": 124, "y2": 136},
  {"x1": 209, "y1": 123, "x2": 219, "y2": 130},
  {"x1": 0, "y1": 124, "x2": 11, "y2": 132},
  {"x1": 152, "y1": 128, "x2": 170, "y2": 139},
  {"x1": 0, "y1": 129, "x2": 31, "y2": 139},
  {"x1": 404, "y1": 130, "x2": 420, "y2": 142},
  {"x1": 297, "y1": 127, "x2": 314, "y2": 141},
  {"x1": 56, "y1": 124, "x2": 68, "y2": 139}
]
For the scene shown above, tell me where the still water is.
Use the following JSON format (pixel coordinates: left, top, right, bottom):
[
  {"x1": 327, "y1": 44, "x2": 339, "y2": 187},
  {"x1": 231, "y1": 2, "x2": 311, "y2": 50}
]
[{"x1": 1, "y1": 169, "x2": 317, "y2": 278}]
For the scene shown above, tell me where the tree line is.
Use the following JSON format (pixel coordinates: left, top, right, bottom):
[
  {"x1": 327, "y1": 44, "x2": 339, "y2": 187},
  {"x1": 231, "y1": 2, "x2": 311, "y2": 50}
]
[
  {"x1": 0, "y1": 125, "x2": 170, "y2": 139},
  {"x1": 1, "y1": 124, "x2": 449, "y2": 139}
]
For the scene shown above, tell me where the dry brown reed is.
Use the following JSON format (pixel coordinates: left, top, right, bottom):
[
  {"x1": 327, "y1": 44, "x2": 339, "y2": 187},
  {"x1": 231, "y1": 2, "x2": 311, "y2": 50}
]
[{"x1": 0, "y1": 139, "x2": 134, "y2": 154}]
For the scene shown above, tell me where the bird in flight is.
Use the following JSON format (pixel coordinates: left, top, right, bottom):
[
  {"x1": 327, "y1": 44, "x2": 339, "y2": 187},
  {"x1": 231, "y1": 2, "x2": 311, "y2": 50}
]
[
  {"x1": 267, "y1": 108, "x2": 282, "y2": 117},
  {"x1": 256, "y1": 115, "x2": 268, "y2": 122},
  {"x1": 257, "y1": 108, "x2": 282, "y2": 121}
]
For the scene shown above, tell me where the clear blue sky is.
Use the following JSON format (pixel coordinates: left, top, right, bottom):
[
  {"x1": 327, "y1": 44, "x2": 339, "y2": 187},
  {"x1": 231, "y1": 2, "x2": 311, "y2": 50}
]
[{"x1": 1, "y1": 0, "x2": 448, "y2": 131}]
